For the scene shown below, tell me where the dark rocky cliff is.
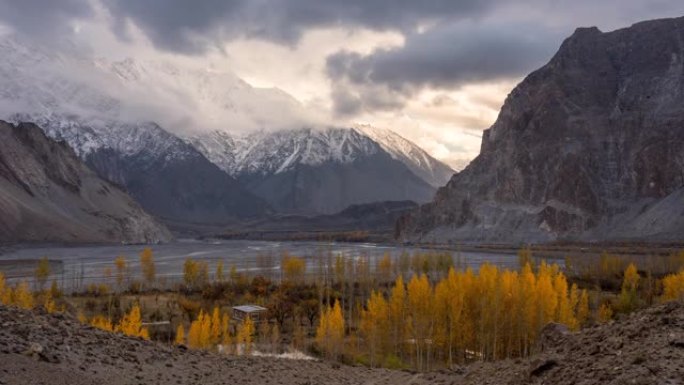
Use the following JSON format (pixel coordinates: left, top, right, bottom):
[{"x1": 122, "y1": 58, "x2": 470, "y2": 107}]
[
  {"x1": 398, "y1": 17, "x2": 684, "y2": 243},
  {"x1": 0, "y1": 121, "x2": 172, "y2": 244}
]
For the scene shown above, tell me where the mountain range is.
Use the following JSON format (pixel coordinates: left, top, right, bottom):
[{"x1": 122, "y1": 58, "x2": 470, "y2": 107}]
[
  {"x1": 398, "y1": 16, "x2": 684, "y2": 243},
  {"x1": 186, "y1": 126, "x2": 447, "y2": 214},
  {"x1": 0, "y1": 35, "x2": 453, "y2": 228}
]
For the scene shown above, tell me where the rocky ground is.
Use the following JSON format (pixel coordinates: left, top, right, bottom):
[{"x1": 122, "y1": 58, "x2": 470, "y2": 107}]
[{"x1": 1, "y1": 302, "x2": 683, "y2": 385}]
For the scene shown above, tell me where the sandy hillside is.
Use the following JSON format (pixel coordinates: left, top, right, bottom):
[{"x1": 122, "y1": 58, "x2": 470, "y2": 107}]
[{"x1": 1, "y1": 302, "x2": 683, "y2": 385}]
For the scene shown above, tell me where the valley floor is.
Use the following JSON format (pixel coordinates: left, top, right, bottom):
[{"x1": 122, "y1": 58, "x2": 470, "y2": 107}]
[{"x1": 1, "y1": 302, "x2": 683, "y2": 385}]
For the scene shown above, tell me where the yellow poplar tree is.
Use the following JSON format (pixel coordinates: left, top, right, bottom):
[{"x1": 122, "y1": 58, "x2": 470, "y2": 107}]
[
  {"x1": 619, "y1": 263, "x2": 640, "y2": 312},
  {"x1": 114, "y1": 256, "x2": 127, "y2": 289},
  {"x1": 221, "y1": 313, "x2": 232, "y2": 346},
  {"x1": 140, "y1": 248, "x2": 156, "y2": 286},
  {"x1": 187, "y1": 310, "x2": 204, "y2": 349},
  {"x1": 389, "y1": 276, "x2": 407, "y2": 356},
  {"x1": 576, "y1": 289, "x2": 590, "y2": 327},
  {"x1": 536, "y1": 262, "x2": 558, "y2": 327},
  {"x1": 117, "y1": 304, "x2": 149, "y2": 340},
  {"x1": 597, "y1": 303, "x2": 613, "y2": 323},
  {"x1": 661, "y1": 270, "x2": 684, "y2": 301},
  {"x1": 377, "y1": 253, "x2": 393, "y2": 283},
  {"x1": 0, "y1": 273, "x2": 9, "y2": 305},
  {"x1": 407, "y1": 274, "x2": 434, "y2": 370},
  {"x1": 211, "y1": 307, "x2": 222, "y2": 345},
  {"x1": 13, "y1": 281, "x2": 34, "y2": 309},
  {"x1": 43, "y1": 290, "x2": 57, "y2": 314},
  {"x1": 34, "y1": 257, "x2": 50, "y2": 291},
  {"x1": 554, "y1": 274, "x2": 577, "y2": 330},
  {"x1": 175, "y1": 324, "x2": 185, "y2": 345},
  {"x1": 215, "y1": 260, "x2": 224, "y2": 283},
  {"x1": 282, "y1": 256, "x2": 306, "y2": 282},
  {"x1": 316, "y1": 300, "x2": 345, "y2": 359},
  {"x1": 237, "y1": 316, "x2": 255, "y2": 355},
  {"x1": 199, "y1": 310, "x2": 212, "y2": 348},
  {"x1": 360, "y1": 291, "x2": 390, "y2": 367}
]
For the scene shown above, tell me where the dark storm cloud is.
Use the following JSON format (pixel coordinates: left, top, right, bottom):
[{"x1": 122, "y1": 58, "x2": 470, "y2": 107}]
[
  {"x1": 0, "y1": 0, "x2": 93, "y2": 39},
  {"x1": 104, "y1": 0, "x2": 495, "y2": 52},
  {"x1": 326, "y1": 21, "x2": 561, "y2": 115},
  {"x1": 106, "y1": 0, "x2": 246, "y2": 53}
]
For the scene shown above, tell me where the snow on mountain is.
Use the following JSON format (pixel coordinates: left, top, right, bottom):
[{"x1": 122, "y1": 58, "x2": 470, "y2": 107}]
[
  {"x1": 0, "y1": 35, "x2": 273, "y2": 223},
  {"x1": 185, "y1": 127, "x2": 438, "y2": 214},
  {"x1": 0, "y1": 34, "x2": 449, "y2": 217},
  {"x1": 186, "y1": 127, "x2": 381, "y2": 176},
  {"x1": 186, "y1": 125, "x2": 454, "y2": 188},
  {"x1": 353, "y1": 125, "x2": 454, "y2": 187}
]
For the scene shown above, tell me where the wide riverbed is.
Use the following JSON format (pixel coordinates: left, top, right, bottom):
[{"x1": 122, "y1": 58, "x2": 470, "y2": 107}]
[{"x1": 0, "y1": 240, "x2": 529, "y2": 290}]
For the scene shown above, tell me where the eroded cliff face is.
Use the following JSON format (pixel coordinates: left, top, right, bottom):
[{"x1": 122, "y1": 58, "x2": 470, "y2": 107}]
[
  {"x1": 398, "y1": 18, "x2": 684, "y2": 243},
  {"x1": 0, "y1": 121, "x2": 172, "y2": 244}
]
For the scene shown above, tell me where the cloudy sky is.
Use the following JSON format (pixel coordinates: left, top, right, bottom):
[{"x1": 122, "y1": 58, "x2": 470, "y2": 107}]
[{"x1": 1, "y1": 1, "x2": 683, "y2": 168}]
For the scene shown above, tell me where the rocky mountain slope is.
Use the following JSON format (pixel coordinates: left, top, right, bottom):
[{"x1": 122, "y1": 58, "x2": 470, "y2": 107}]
[
  {"x1": 398, "y1": 17, "x2": 684, "y2": 244},
  {"x1": 187, "y1": 127, "x2": 438, "y2": 214},
  {"x1": 31, "y1": 116, "x2": 273, "y2": 225},
  {"x1": 0, "y1": 121, "x2": 171, "y2": 244},
  {"x1": 1, "y1": 301, "x2": 683, "y2": 384}
]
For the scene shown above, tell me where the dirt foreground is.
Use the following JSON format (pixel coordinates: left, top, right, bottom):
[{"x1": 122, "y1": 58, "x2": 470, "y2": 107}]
[{"x1": 1, "y1": 302, "x2": 683, "y2": 385}]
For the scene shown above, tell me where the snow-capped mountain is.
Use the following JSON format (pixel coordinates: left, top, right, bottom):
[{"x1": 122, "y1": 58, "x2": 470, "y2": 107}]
[
  {"x1": 353, "y1": 125, "x2": 454, "y2": 188},
  {"x1": 186, "y1": 127, "x2": 381, "y2": 176},
  {"x1": 0, "y1": 36, "x2": 272, "y2": 223},
  {"x1": 187, "y1": 126, "x2": 454, "y2": 188},
  {"x1": 0, "y1": 34, "x2": 449, "y2": 217},
  {"x1": 186, "y1": 127, "x2": 438, "y2": 214}
]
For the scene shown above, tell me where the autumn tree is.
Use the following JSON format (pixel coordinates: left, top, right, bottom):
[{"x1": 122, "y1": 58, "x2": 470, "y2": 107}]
[
  {"x1": 221, "y1": 313, "x2": 232, "y2": 347},
  {"x1": 282, "y1": 255, "x2": 306, "y2": 283},
  {"x1": 406, "y1": 274, "x2": 435, "y2": 370},
  {"x1": 236, "y1": 316, "x2": 255, "y2": 355},
  {"x1": 360, "y1": 291, "x2": 390, "y2": 367},
  {"x1": 114, "y1": 256, "x2": 128, "y2": 289},
  {"x1": 388, "y1": 275, "x2": 407, "y2": 358},
  {"x1": 175, "y1": 324, "x2": 185, "y2": 345},
  {"x1": 117, "y1": 304, "x2": 150, "y2": 340},
  {"x1": 187, "y1": 310, "x2": 205, "y2": 349},
  {"x1": 43, "y1": 290, "x2": 57, "y2": 314},
  {"x1": 0, "y1": 273, "x2": 9, "y2": 305},
  {"x1": 619, "y1": 263, "x2": 640, "y2": 312},
  {"x1": 316, "y1": 300, "x2": 345, "y2": 359},
  {"x1": 661, "y1": 270, "x2": 684, "y2": 301},
  {"x1": 215, "y1": 260, "x2": 224, "y2": 283},
  {"x1": 140, "y1": 248, "x2": 156, "y2": 287},
  {"x1": 183, "y1": 258, "x2": 203, "y2": 289},
  {"x1": 576, "y1": 289, "x2": 590, "y2": 327},
  {"x1": 34, "y1": 257, "x2": 50, "y2": 291},
  {"x1": 597, "y1": 302, "x2": 613, "y2": 323},
  {"x1": 376, "y1": 253, "x2": 393, "y2": 284},
  {"x1": 13, "y1": 281, "x2": 34, "y2": 309},
  {"x1": 211, "y1": 307, "x2": 222, "y2": 345}
]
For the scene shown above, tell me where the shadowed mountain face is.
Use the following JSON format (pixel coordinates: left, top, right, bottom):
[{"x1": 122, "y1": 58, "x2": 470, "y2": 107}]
[
  {"x1": 34, "y1": 119, "x2": 274, "y2": 225},
  {"x1": 0, "y1": 121, "x2": 171, "y2": 244},
  {"x1": 398, "y1": 17, "x2": 684, "y2": 243}
]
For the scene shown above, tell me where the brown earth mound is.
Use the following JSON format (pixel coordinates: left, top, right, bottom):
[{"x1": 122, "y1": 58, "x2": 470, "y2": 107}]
[{"x1": 1, "y1": 302, "x2": 683, "y2": 385}]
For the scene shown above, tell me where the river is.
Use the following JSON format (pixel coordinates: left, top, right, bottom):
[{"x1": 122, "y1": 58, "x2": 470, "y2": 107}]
[{"x1": 0, "y1": 240, "x2": 528, "y2": 290}]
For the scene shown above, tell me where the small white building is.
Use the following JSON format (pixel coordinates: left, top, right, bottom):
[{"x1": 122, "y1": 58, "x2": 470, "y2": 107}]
[{"x1": 232, "y1": 305, "x2": 268, "y2": 322}]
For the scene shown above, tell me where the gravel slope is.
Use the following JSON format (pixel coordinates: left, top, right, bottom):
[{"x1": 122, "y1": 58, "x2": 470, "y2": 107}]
[{"x1": 1, "y1": 302, "x2": 683, "y2": 385}]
